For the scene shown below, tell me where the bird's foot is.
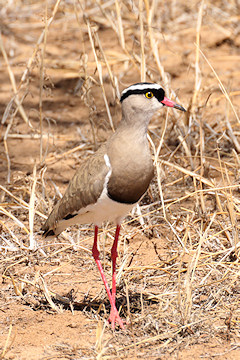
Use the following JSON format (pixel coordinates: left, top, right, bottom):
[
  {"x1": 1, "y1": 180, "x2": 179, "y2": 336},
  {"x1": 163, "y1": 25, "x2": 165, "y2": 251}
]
[{"x1": 108, "y1": 306, "x2": 125, "y2": 330}]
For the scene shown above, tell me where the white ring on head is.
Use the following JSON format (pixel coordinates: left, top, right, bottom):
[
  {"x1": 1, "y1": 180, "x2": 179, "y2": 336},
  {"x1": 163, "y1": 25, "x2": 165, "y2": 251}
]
[{"x1": 121, "y1": 83, "x2": 163, "y2": 96}]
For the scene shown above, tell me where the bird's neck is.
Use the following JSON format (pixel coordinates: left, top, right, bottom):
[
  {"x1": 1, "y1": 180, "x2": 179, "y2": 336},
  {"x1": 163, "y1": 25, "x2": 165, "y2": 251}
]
[{"x1": 117, "y1": 109, "x2": 151, "y2": 136}]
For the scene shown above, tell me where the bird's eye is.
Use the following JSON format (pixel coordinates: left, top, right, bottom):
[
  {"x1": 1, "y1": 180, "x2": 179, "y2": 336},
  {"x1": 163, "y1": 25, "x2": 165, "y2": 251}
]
[{"x1": 145, "y1": 91, "x2": 154, "y2": 99}]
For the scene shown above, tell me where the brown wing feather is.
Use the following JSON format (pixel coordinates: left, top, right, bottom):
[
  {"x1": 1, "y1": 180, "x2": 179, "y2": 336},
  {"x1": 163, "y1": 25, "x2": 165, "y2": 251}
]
[{"x1": 42, "y1": 145, "x2": 109, "y2": 236}]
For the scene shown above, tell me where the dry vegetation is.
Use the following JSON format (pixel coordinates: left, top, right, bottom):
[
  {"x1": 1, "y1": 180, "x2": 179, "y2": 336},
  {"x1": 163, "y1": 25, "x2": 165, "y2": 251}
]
[{"x1": 0, "y1": 0, "x2": 240, "y2": 359}]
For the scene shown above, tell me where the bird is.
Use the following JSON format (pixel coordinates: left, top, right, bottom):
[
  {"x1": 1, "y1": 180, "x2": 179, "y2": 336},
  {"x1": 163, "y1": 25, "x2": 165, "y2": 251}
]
[{"x1": 42, "y1": 82, "x2": 186, "y2": 329}]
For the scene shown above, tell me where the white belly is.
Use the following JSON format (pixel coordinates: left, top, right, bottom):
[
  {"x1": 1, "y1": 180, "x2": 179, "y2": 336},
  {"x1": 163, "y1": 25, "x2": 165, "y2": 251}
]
[{"x1": 56, "y1": 192, "x2": 135, "y2": 234}]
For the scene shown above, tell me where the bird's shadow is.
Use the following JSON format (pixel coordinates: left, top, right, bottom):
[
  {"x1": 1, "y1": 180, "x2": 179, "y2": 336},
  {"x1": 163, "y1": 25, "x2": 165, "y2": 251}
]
[{"x1": 37, "y1": 289, "x2": 158, "y2": 317}]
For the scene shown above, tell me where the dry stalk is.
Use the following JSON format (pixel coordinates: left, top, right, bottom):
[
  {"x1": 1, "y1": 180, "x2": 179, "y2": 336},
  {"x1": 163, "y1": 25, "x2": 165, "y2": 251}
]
[
  {"x1": 1, "y1": 0, "x2": 62, "y2": 129},
  {"x1": 73, "y1": 2, "x2": 98, "y2": 147},
  {"x1": 114, "y1": 182, "x2": 240, "y2": 233},
  {"x1": 181, "y1": 214, "x2": 216, "y2": 324},
  {"x1": 225, "y1": 100, "x2": 240, "y2": 153},
  {"x1": 148, "y1": 111, "x2": 169, "y2": 220},
  {"x1": 224, "y1": 164, "x2": 238, "y2": 248},
  {"x1": 85, "y1": 18, "x2": 115, "y2": 131},
  {"x1": 175, "y1": 129, "x2": 194, "y2": 170},
  {"x1": 139, "y1": 0, "x2": 146, "y2": 82},
  {"x1": 92, "y1": 32, "x2": 121, "y2": 110},
  {"x1": 9, "y1": 272, "x2": 23, "y2": 297},
  {"x1": 94, "y1": 33, "x2": 115, "y2": 88},
  {"x1": 161, "y1": 160, "x2": 214, "y2": 188},
  {"x1": 144, "y1": 0, "x2": 169, "y2": 92},
  {"x1": 40, "y1": 275, "x2": 63, "y2": 314},
  {"x1": 0, "y1": 324, "x2": 15, "y2": 360},
  {"x1": 39, "y1": 1, "x2": 49, "y2": 164},
  {"x1": 165, "y1": 184, "x2": 240, "y2": 213},
  {"x1": 2, "y1": 256, "x2": 29, "y2": 279},
  {"x1": 166, "y1": 220, "x2": 189, "y2": 254},
  {"x1": 192, "y1": 0, "x2": 204, "y2": 109},
  {"x1": 95, "y1": 0, "x2": 140, "y2": 75},
  {"x1": 115, "y1": 0, "x2": 125, "y2": 49},
  {"x1": 39, "y1": 46, "x2": 44, "y2": 163},
  {"x1": 0, "y1": 184, "x2": 46, "y2": 219},
  {"x1": 212, "y1": 90, "x2": 240, "y2": 104},
  {"x1": 195, "y1": 1, "x2": 205, "y2": 214},
  {"x1": 19, "y1": 0, "x2": 62, "y2": 88},
  {"x1": 0, "y1": 221, "x2": 22, "y2": 249},
  {"x1": 2, "y1": 91, "x2": 30, "y2": 184},
  {"x1": 0, "y1": 206, "x2": 29, "y2": 234},
  {"x1": 117, "y1": 318, "x2": 206, "y2": 352},
  {"x1": 29, "y1": 164, "x2": 37, "y2": 250},
  {"x1": 96, "y1": 0, "x2": 118, "y2": 33},
  {"x1": 95, "y1": 321, "x2": 108, "y2": 360},
  {"x1": 116, "y1": 245, "x2": 130, "y2": 285},
  {"x1": 124, "y1": 279, "x2": 131, "y2": 326},
  {"x1": 3, "y1": 117, "x2": 13, "y2": 184},
  {"x1": 199, "y1": 47, "x2": 240, "y2": 126},
  {"x1": 45, "y1": 143, "x2": 86, "y2": 164},
  {"x1": 0, "y1": 33, "x2": 29, "y2": 126}
]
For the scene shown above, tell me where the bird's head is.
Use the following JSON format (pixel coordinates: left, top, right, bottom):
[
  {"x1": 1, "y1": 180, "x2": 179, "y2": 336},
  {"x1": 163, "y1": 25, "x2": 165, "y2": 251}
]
[{"x1": 120, "y1": 82, "x2": 186, "y2": 121}]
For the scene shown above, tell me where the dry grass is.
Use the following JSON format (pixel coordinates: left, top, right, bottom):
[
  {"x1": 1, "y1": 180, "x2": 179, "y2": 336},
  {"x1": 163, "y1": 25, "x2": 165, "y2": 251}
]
[{"x1": 1, "y1": 0, "x2": 240, "y2": 359}]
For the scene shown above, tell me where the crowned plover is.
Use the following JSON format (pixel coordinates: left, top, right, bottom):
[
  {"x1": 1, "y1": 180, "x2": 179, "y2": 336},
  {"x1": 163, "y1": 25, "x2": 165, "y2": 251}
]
[{"x1": 42, "y1": 82, "x2": 186, "y2": 329}]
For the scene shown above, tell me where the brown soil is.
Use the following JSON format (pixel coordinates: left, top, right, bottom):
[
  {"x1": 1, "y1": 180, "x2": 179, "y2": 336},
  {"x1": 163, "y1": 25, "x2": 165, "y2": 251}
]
[{"x1": 1, "y1": 1, "x2": 240, "y2": 359}]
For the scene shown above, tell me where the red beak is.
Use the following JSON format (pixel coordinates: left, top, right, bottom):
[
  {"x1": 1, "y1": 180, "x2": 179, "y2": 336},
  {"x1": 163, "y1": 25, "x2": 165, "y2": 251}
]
[{"x1": 161, "y1": 97, "x2": 186, "y2": 112}]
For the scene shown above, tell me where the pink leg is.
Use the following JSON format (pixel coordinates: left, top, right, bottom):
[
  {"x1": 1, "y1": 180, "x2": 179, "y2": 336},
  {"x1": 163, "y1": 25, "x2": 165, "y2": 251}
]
[
  {"x1": 108, "y1": 224, "x2": 122, "y2": 327},
  {"x1": 111, "y1": 224, "x2": 121, "y2": 304},
  {"x1": 92, "y1": 225, "x2": 124, "y2": 329}
]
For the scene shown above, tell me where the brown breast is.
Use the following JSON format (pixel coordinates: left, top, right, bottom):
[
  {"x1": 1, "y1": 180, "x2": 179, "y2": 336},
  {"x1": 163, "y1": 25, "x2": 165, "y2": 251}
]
[{"x1": 106, "y1": 129, "x2": 154, "y2": 204}]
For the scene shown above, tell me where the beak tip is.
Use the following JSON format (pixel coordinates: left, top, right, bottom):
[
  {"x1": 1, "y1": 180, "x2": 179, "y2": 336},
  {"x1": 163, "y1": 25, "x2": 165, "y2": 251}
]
[
  {"x1": 161, "y1": 97, "x2": 186, "y2": 112},
  {"x1": 173, "y1": 104, "x2": 186, "y2": 112}
]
